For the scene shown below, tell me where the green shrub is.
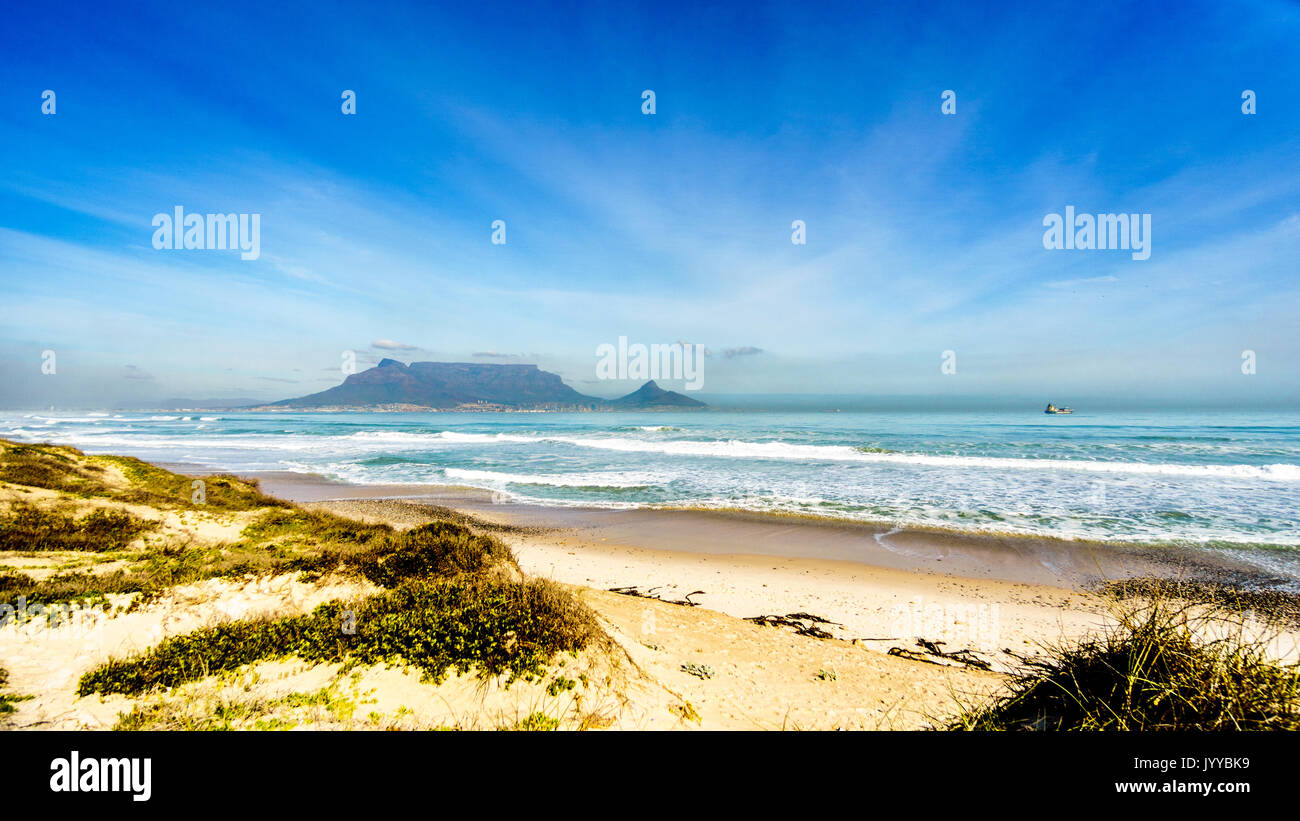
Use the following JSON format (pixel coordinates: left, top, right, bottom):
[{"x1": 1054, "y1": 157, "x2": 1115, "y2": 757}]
[
  {"x1": 350, "y1": 522, "x2": 513, "y2": 587},
  {"x1": 0, "y1": 502, "x2": 155, "y2": 552},
  {"x1": 0, "y1": 666, "x2": 31, "y2": 715},
  {"x1": 99, "y1": 457, "x2": 284, "y2": 511},
  {"x1": 511, "y1": 711, "x2": 560, "y2": 731},
  {"x1": 547, "y1": 675, "x2": 577, "y2": 696},
  {"x1": 0, "y1": 443, "x2": 110, "y2": 495},
  {"x1": 0, "y1": 441, "x2": 282, "y2": 511},
  {"x1": 2, "y1": 505, "x2": 517, "y2": 611},
  {"x1": 239, "y1": 508, "x2": 390, "y2": 546},
  {"x1": 0, "y1": 569, "x2": 134, "y2": 610},
  {"x1": 78, "y1": 576, "x2": 603, "y2": 697},
  {"x1": 278, "y1": 516, "x2": 514, "y2": 586}
]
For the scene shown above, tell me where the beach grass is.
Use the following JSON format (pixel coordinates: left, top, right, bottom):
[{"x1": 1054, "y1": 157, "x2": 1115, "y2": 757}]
[
  {"x1": 948, "y1": 598, "x2": 1300, "y2": 731},
  {"x1": 97, "y1": 456, "x2": 281, "y2": 511},
  {"x1": 0, "y1": 440, "x2": 281, "y2": 511},
  {"x1": 0, "y1": 501, "x2": 156, "y2": 552}
]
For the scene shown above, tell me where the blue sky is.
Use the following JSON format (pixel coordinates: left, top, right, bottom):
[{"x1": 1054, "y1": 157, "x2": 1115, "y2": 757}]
[{"x1": 1, "y1": 0, "x2": 1298, "y2": 407}]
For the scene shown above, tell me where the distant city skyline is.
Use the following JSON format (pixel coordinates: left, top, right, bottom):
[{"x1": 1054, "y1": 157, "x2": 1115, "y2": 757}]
[{"x1": 2, "y1": 0, "x2": 1298, "y2": 408}]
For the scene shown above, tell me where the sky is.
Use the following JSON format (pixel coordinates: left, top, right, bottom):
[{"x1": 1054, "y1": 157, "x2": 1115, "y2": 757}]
[{"x1": 1, "y1": 0, "x2": 1298, "y2": 408}]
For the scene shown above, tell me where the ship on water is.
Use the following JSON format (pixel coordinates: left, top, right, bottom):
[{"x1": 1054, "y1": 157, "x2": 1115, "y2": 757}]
[{"x1": 1044, "y1": 403, "x2": 1073, "y2": 414}]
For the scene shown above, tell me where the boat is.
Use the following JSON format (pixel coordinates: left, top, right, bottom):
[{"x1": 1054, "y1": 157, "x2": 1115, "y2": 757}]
[{"x1": 1044, "y1": 403, "x2": 1073, "y2": 415}]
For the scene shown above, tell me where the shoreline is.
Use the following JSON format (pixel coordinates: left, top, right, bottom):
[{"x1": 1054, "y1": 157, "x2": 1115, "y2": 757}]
[
  {"x1": 219, "y1": 468, "x2": 1300, "y2": 667},
  {"x1": 212, "y1": 467, "x2": 1295, "y2": 593}
]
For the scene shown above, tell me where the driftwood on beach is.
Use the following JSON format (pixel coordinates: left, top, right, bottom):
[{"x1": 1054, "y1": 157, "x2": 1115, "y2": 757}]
[
  {"x1": 744, "y1": 612, "x2": 841, "y2": 639},
  {"x1": 607, "y1": 586, "x2": 705, "y2": 606},
  {"x1": 888, "y1": 639, "x2": 993, "y2": 670}
]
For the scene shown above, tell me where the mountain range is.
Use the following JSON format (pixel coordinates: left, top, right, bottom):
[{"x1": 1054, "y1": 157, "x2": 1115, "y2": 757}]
[{"x1": 263, "y1": 359, "x2": 705, "y2": 411}]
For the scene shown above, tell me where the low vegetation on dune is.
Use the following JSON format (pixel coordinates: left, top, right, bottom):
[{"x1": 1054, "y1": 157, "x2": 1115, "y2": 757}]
[
  {"x1": 0, "y1": 666, "x2": 31, "y2": 715},
  {"x1": 0, "y1": 441, "x2": 518, "y2": 610},
  {"x1": 76, "y1": 515, "x2": 604, "y2": 697},
  {"x1": 0, "y1": 441, "x2": 280, "y2": 511},
  {"x1": 0, "y1": 439, "x2": 302, "y2": 608},
  {"x1": 260, "y1": 511, "x2": 518, "y2": 585},
  {"x1": 0, "y1": 438, "x2": 608, "y2": 711},
  {"x1": 0, "y1": 442, "x2": 123, "y2": 498},
  {"x1": 949, "y1": 599, "x2": 1300, "y2": 731},
  {"x1": 78, "y1": 576, "x2": 602, "y2": 696},
  {"x1": 0, "y1": 502, "x2": 155, "y2": 552},
  {"x1": 111, "y1": 673, "x2": 379, "y2": 731}
]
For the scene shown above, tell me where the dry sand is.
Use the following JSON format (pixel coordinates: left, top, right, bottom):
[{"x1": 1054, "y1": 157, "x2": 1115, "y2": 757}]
[{"x1": 309, "y1": 497, "x2": 1113, "y2": 668}]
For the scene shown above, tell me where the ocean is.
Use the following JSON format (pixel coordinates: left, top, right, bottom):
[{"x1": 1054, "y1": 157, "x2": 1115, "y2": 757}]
[{"x1": 4, "y1": 408, "x2": 1298, "y2": 553}]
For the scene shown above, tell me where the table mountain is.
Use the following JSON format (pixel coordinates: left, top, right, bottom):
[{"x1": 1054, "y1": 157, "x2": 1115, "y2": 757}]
[{"x1": 267, "y1": 359, "x2": 704, "y2": 411}]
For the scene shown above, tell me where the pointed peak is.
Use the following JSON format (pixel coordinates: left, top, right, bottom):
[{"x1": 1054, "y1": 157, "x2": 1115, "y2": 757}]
[
  {"x1": 377, "y1": 358, "x2": 406, "y2": 368},
  {"x1": 608, "y1": 379, "x2": 705, "y2": 408}
]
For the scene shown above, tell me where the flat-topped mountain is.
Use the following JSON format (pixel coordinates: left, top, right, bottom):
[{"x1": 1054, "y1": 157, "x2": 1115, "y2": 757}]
[{"x1": 265, "y1": 359, "x2": 704, "y2": 411}]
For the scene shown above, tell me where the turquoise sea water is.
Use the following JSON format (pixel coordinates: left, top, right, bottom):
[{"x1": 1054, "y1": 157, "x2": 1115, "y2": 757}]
[{"x1": 4, "y1": 409, "x2": 1299, "y2": 552}]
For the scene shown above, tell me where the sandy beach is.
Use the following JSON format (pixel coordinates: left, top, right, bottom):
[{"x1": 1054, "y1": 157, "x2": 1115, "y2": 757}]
[
  {"x1": 6, "y1": 447, "x2": 1297, "y2": 733},
  {"x1": 246, "y1": 471, "x2": 1287, "y2": 663},
  {"x1": 252, "y1": 472, "x2": 1298, "y2": 726}
]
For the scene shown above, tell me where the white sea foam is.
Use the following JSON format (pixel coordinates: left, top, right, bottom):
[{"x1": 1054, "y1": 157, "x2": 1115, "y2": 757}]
[
  {"x1": 443, "y1": 467, "x2": 667, "y2": 488},
  {"x1": 11, "y1": 424, "x2": 1300, "y2": 481},
  {"x1": 421, "y1": 431, "x2": 1300, "y2": 481},
  {"x1": 4, "y1": 411, "x2": 1298, "y2": 551}
]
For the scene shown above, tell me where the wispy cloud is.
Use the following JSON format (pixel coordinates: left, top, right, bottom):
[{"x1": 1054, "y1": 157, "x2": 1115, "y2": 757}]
[{"x1": 372, "y1": 339, "x2": 420, "y2": 351}]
